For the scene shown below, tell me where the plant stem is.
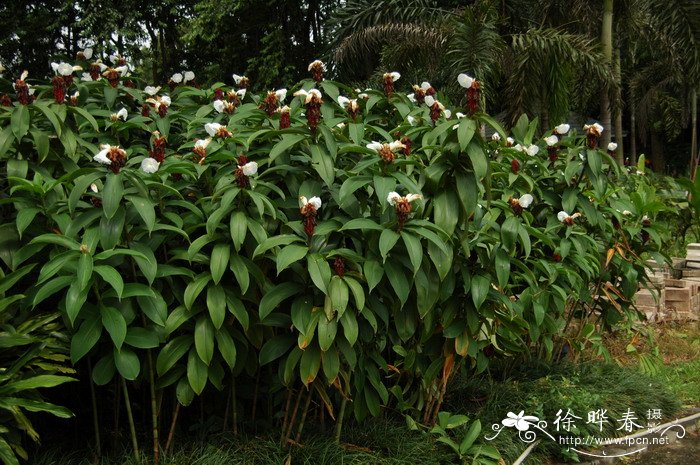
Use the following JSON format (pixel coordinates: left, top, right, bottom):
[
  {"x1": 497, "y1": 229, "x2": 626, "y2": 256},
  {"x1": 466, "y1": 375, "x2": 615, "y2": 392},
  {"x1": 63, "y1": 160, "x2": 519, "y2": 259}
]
[
  {"x1": 280, "y1": 388, "x2": 292, "y2": 445},
  {"x1": 121, "y1": 376, "x2": 140, "y2": 463},
  {"x1": 232, "y1": 376, "x2": 238, "y2": 436},
  {"x1": 294, "y1": 387, "x2": 313, "y2": 443},
  {"x1": 147, "y1": 351, "x2": 160, "y2": 465},
  {"x1": 284, "y1": 388, "x2": 304, "y2": 446},
  {"x1": 87, "y1": 358, "x2": 102, "y2": 461},
  {"x1": 164, "y1": 402, "x2": 180, "y2": 456},
  {"x1": 334, "y1": 397, "x2": 347, "y2": 443}
]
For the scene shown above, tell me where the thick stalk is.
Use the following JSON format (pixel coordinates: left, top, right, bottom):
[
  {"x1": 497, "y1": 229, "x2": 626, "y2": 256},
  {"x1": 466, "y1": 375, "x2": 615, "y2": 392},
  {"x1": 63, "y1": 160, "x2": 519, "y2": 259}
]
[
  {"x1": 614, "y1": 47, "x2": 624, "y2": 164},
  {"x1": 147, "y1": 351, "x2": 159, "y2": 465},
  {"x1": 691, "y1": 89, "x2": 698, "y2": 178},
  {"x1": 284, "y1": 389, "x2": 304, "y2": 445},
  {"x1": 334, "y1": 397, "x2": 348, "y2": 443},
  {"x1": 599, "y1": 0, "x2": 614, "y2": 149},
  {"x1": 280, "y1": 388, "x2": 293, "y2": 444},
  {"x1": 630, "y1": 102, "x2": 638, "y2": 165},
  {"x1": 164, "y1": 402, "x2": 180, "y2": 456},
  {"x1": 294, "y1": 388, "x2": 314, "y2": 443},
  {"x1": 121, "y1": 377, "x2": 140, "y2": 462},
  {"x1": 87, "y1": 358, "x2": 101, "y2": 460},
  {"x1": 232, "y1": 376, "x2": 238, "y2": 436}
]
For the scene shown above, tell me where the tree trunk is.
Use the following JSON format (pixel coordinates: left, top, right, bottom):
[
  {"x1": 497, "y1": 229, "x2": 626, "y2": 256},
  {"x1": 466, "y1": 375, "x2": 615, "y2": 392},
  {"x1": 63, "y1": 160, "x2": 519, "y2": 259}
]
[
  {"x1": 614, "y1": 47, "x2": 624, "y2": 164},
  {"x1": 650, "y1": 130, "x2": 665, "y2": 173},
  {"x1": 691, "y1": 89, "x2": 698, "y2": 179},
  {"x1": 600, "y1": 0, "x2": 614, "y2": 150}
]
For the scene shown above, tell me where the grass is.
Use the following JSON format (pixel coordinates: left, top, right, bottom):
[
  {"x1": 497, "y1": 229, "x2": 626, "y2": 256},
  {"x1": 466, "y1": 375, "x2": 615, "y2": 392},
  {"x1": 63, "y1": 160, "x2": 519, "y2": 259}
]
[{"x1": 31, "y1": 325, "x2": 698, "y2": 465}]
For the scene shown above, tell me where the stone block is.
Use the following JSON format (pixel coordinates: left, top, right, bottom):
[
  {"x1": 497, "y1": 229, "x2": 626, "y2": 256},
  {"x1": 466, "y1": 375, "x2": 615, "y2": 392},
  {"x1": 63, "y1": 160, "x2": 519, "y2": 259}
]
[
  {"x1": 672, "y1": 258, "x2": 686, "y2": 270},
  {"x1": 686, "y1": 261, "x2": 700, "y2": 269},
  {"x1": 665, "y1": 287, "x2": 692, "y2": 302},
  {"x1": 667, "y1": 300, "x2": 692, "y2": 313},
  {"x1": 635, "y1": 289, "x2": 663, "y2": 306},
  {"x1": 687, "y1": 243, "x2": 700, "y2": 251},
  {"x1": 682, "y1": 269, "x2": 700, "y2": 278}
]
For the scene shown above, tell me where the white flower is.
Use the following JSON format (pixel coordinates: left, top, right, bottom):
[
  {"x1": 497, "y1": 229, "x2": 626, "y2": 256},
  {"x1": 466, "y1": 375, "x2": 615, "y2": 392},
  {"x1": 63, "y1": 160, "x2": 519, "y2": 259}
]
[
  {"x1": 300, "y1": 196, "x2": 322, "y2": 210},
  {"x1": 141, "y1": 158, "x2": 160, "y2": 174},
  {"x1": 338, "y1": 96, "x2": 350, "y2": 106},
  {"x1": 388, "y1": 140, "x2": 405, "y2": 151},
  {"x1": 622, "y1": 210, "x2": 632, "y2": 216},
  {"x1": 52, "y1": 62, "x2": 80, "y2": 76},
  {"x1": 457, "y1": 73, "x2": 475, "y2": 88},
  {"x1": 407, "y1": 115, "x2": 416, "y2": 126},
  {"x1": 513, "y1": 144, "x2": 524, "y2": 152},
  {"x1": 293, "y1": 88, "x2": 322, "y2": 104},
  {"x1": 171, "y1": 73, "x2": 183, "y2": 83},
  {"x1": 275, "y1": 88, "x2": 287, "y2": 102},
  {"x1": 240, "y1": 161, "x2": 258, "y2": 176},
  {"x1": 71, "y1": 91, "x2": 80, "y2": 100},
  {"x1": 232, "y1": 74, "x2": 246, "y2": 84},
  {"x1": 82, "y1": 48, "x2": 93, "y2": 60},
  {"x1": 307, "y1": 60, "x2": 326, "y2": 71},
  {"x1": 607, "y1": 142, "x2": 618, "y2": 151},
  {"x1": 205, "y1": 123, "x2": 223, "y2": 137},
  {"x1": 518, "y1": 194, "x2": 534, "y2": 208},
  {"x1": 213, "y1": 99, "x2": 232, "y2": 113},
  {"x1": 525, "y1": 145, "x2": 540, "y2": 156},
  {"x1": 114, "y1": 65, "x2": 128, "y2": 76},
  {"x1": 387, "y1": 192, "x2": 402, "y2": 205},
  {"x1": 502, "y1": 411, "x2": 539, "y2": 432},
  {"x1": 558, "y1": 211, "x2": 581, "y2": 223},
  {"x1": 554, "y1": 124, "x2": 570, "y2": 135},
  {"x1": 544, "y1": 135, "x2": 559, "y2": 146},
  {"x1": 20, "y1": 70, "x2": 29, "y2": 81},
  {"x1": 407, "y1": 93, "x2": 416, "y2": 103},
  {"x1": 456, "y1": 112, "x2": 466, "y2": 119},
  {"x1": 81, "y1": 72, "x2": 93, "y2": 82},
  {"x1": 236, "y1": 88, "x2": 247, "y2": 99},
  {"x1": 89, "y1": 183, "x2": 99, "y2": 193},
  {"x1": 444, "y1": 109, "x2": 452, "y2": 119},
  {"x1": 144, "y1": 85, "x2": 161, "y2": 96},
  {"x1": 506, "y1": 137, "x2": 514, "y2": 146},
  {"x1": 195, "y1": 138, "x2": 211, "y2": 150},
  {"x1": 109, "y1": 54, "x2": 120, "y2": 64},
  {"x1": 424, "y1": 95, "x2": 436, "y2": 107},
  {"x1": 642, "y1": 215, "x2": 650, "y2": 222},
  {"x1": 386, "y1": 71, "x2": 400, "y2": 81},
  {"x1": 491, "y1": 133, "x2": 501, "y2": 142},
  {"x1": 0, "y1": 62, "x2": 4, "y2": 75},
  {"x1": 112, "y1": 108, "x2": 128, "y2": 121},
  {"x1": 336, "y1": 122, "x2": 346, "y2": 130},
  {"x1": 584, "y1": 122, "x2": 604, "y2": 134},
  {"x1": 93, "y1": 145, "x2": 112, "y2": 165},
  {"x1": 387, "y1": 191, "x2": 422, "y2": 205},
  {"x1": 420, "y1": 81, "x2": 431, "y2": 91},
  {"x1": 183, "y1": 71, "x2": 195, "y2": 83},
  {"x1": 146, "y1": 95, "x2": 171, "y2": 111},
  {"x1": 366, "y1": 141, "x2": 383, "y2": 152}
]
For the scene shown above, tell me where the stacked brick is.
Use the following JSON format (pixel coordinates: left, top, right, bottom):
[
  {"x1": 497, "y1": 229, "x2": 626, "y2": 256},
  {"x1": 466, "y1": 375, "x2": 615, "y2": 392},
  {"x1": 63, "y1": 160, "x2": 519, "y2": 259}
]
[{"x1": 630, "y1": 245, "x2": 700, "y2": 322}]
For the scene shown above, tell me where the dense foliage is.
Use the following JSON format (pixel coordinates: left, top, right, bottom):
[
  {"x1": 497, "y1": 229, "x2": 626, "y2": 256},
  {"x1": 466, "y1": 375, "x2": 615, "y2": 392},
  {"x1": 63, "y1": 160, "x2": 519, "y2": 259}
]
[{"x1": 0, "y1": 60, "x2": 680, "y2": 464}]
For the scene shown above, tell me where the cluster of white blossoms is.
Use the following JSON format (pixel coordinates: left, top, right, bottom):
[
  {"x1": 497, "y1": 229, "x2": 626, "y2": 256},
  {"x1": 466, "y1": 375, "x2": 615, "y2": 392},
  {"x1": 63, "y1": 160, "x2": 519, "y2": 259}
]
[{"x1": 170, "y1": 71, "x2": 195, "y2": 84}]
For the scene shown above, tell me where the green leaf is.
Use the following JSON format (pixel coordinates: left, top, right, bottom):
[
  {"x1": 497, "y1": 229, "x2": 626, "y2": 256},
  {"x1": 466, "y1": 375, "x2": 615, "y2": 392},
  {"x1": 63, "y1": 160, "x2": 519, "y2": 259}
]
[
  {"x1": 33, "y1": 101, "x2": 62, "y2": 136},
  {"x1": 364, "y1": 260, "x2": 384, "y2": 292},
  {"x1": 127, "y1": 195, "x2": 156, "y2": 233},
  {"x1": 229, "y1": 254, "x2": 249, "y2": 295},
  {"x1": 156, "y1": 335, "x2": 192, "y2": 375},
  {"x1": 471, "y1": 274, "x2": 490, "y2": 310},
  {"x1": 65, "y1": 281, "x2": 89, "y2": 324},
  {"x1": 276, "y1": 244, "x2": 308, "y2": 275},
  {"x1": 340, "y1": 309, "x2": 359, "y2": 345},
  {"x1": 184, "y1": 272, "x2": 211, "y2": 310},
  {"x1": 373, "y1": 175, "x2": 396, "y2": 209},
  {"x1": 29, "y1": 233, "x2": 81, "y2": 251},
  {"x1": 458, "y1": 119, "x2": 476, "y2": 151},
  {"x1": 230, "y1": 211, "x2": 247, "y2": 251},
  {"x1": 187, "y1": 348, "x2": 208, "y2": 394},
  {"x1": 194, "y1": 316, "x2": 215, "y2": 365},
  {"x1": 99, "y1": 208, "x2": 125, "y2": 250},
  {"x1": 401, "y1": 232, "x2": 422, "y2": 274},
  {"x1": 130, "y1": 242, "x2": 157, "y2": 285},
  {"x1": 102, "y1": 173, "x2": 123, "y2": 220},
  {"x1": 317, "y1": 317, "x2": 337, "y2": 352},
  {"x1": 339, "y1": 218, "x2": 383, "y2": 231},
  {"x1": 210, "y1": 243, "x2": 230, "y2": 285},
  {"x1": 349, "y1": 122, "x2": 365, "y2": 145},
  {"x1": 92, "y1": 354, "x2": 116, "y2": 385},
  {"x1": 114, "y1": 347, "x2": 140, "y2": 380},
  {"x1": 344, "y1": 277, "x2": 365, "y2": 311},
  {"x1": 31, "y1": 130, "x2": 49, "y2": 162},
  {"x1": 101, "y1": 306, "x2": 127, "y2": 350},
  {"x1": 494, "y1": 248, "x2": 510, "y2": 288},
  {"x1": 329, "y1": 276, "x2": 349, "y2": 318},
  {"x1": 11, "y1": 104, "x2": 30, "y2": 141},
  {"x1": 253, "y1": 234, "x2": 303, "y2": 259},
  {"x1": 466, "y1": 142, "x2": 487, "y2": 178},
  {"x1": 270, "y1": 134, "x2": 306, "y2": 161},
  {"x1": 259, "y1": 334, "x2": 296, "y2": 365},
  {"x1": 310, "y1": 144, "x2": 335, "y2": 187},
  {"x1": 215, "y1": 328, "x2": 237, "y2": 368},
  {"x1": 259, "y1": 282, "x2": 304, "y2": 320},
  {"x1": 70, "y1": 316, "x2": 102, "y2": 363},
  {"x1": 76, "y1": 253, "x2": 93, "y2": 290},
  {"x1": 307, "y1": 253, "x2": 331, "y2": 294},
  {"x1": 33, "y1": 275, "x2": 73, "y2": 307},
  {"x1": 433, "y1": 190, "x2": 459, "y2": 236},
  {"x1": 384, "y1": 261, "x2": 410, "y2": 305},
  {"x1": 93, "y1": 265, "x2": 124, "y2": 298},
  {"x1": 206, "y1": 284, "x2": 226, "y2": 330},
  {"x1": 300, "y1": 344, "x2": 321, "y2": 386},
  {"x1": 501, "y1": 216, "x2": 520, "y2": 252},
  {"x1": 125, "y1": 327, "x2": 160, "y2": 349},
  {"x1": 379, "y1": 228, "x2": 400, "y2": 261}
]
